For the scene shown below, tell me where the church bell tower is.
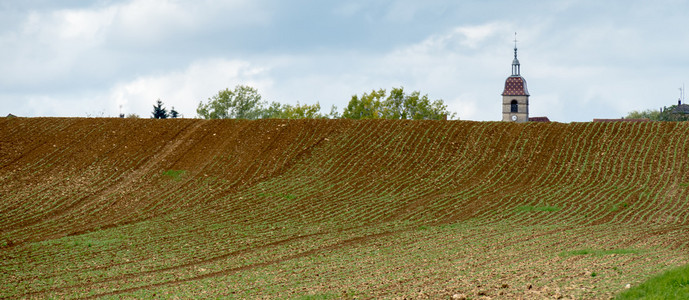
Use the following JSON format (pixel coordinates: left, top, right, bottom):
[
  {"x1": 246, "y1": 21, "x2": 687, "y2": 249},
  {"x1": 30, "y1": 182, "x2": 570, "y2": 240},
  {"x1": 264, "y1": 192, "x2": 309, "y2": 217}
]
[{"x1": 502, "y1": 33, "x2": 529, "y2": 122}]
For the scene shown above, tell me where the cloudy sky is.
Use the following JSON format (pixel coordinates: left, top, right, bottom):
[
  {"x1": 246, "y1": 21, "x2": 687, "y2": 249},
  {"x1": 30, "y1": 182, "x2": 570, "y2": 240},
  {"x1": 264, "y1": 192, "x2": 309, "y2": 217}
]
[{"x1": 1, "y1": 0, "x2": 688, "y2": 122}]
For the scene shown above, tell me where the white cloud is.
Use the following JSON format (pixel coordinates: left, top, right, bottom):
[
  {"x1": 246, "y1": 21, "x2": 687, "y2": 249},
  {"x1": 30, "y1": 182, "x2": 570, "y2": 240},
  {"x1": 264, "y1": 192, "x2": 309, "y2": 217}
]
[
  {"x1": 109, "y1": 58, "x2": 272, "y2": 118},
  {"x1": 107, "y1": 0, "x2": 198, "y2": 46},
  {"x1": 453, "y1": 23, "x2": 505, "y2": 48},
  {"x1": 448, "y1": 95, "x2": 480, "y2": 120},
  {"x1": 0, "y1": 6, "x2": 115, "y2": 87},
  {"x1": 42, "y1": 0, "x2": 267, "y2": 45},
  {"x1": 2, "y1": 1, "x2": 688, "y2": 121},
  {"x1": 0, "y1": 0, "x2": 270, "y2": 88},
  {"x1": 382, "y1": 0, "x2": 420, "y2": 23},
  {"x1": 333, "y1": 2, "x2": 364, "y2": 17},
  {"x1": 373, "y1": 23, "x2": 512, "y2": 120},
  {"x1": 399, "y1": 22, "x2": 507, "y2": 55},
  {"x1": 52, "y1": 7, "x2": 116, "y2": 41}
]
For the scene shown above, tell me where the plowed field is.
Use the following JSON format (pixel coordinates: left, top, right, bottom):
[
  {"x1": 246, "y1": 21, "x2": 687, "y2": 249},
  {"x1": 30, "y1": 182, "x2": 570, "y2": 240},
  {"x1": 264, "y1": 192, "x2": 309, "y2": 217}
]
[{"x1": 1, "y1": 118, "x2": 688, "y2": 299}]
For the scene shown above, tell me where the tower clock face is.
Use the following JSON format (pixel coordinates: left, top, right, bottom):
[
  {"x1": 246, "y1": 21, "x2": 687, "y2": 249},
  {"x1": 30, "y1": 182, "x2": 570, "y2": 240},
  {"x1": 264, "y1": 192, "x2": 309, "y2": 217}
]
[{"x1": 511, "y1": 115, "x2": 517, "y2": 121}]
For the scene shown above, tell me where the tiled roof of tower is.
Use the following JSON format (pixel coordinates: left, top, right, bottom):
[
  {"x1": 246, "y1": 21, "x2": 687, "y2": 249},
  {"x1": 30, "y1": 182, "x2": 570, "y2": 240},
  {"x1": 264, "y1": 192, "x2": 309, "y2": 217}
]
[{"x1": 502, "y1": 76, "x2": 529, "y2": 96}]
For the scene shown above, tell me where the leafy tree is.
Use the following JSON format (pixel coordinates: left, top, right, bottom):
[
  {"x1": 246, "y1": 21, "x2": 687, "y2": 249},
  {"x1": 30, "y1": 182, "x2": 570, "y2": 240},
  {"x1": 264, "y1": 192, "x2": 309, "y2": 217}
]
[
  {"x1": 625, "y1": 106, "x2": 689, "y2": 121},
  {"x1": 625, "y1": 109, "x2": 661, "y2": 120},
  {"x1": 343, "y1": 87, "x2": 456, "y2": 120},
  {"x1": 197, "y1": 85, "x2": 266, "y2": 119},
  {"x1": 280, "y1": 102, "x2": 325, "y2": 119},
  {"x1": 328, "y1": 105, "x2": 340, "y2": 119},
  {"x1": 151, "y1": 99, "x2": 168, "y2": 119},
  {"x1": 260, "y1": 102, "x2": 331, "y2": 119},
  {"x1": 198, "y1": 85, "x2": 336, "y2": 119},
  {"x1": 260, "y1": 101, "x2": 287, "y2": 119},
  {"x1": 342, "y1": 89, "x2": 386, "y2": 119}
]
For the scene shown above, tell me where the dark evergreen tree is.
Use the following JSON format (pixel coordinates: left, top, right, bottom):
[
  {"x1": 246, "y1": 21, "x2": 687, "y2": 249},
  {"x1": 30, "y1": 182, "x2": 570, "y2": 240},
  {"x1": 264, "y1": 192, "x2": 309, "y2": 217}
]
[
  {"x1": 170, "y1": 107, "x2": 179, "y2": 118},
  {"x1": 152, "y1": 99, "x2": 168, "y2": 119}
]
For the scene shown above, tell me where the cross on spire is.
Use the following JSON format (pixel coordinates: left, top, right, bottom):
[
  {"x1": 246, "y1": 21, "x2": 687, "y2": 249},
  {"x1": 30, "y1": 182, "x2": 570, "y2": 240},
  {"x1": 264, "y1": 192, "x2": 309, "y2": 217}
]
[
  {"x1": 514, "y1": 32, "x2": 518, "y2": 50},
  {"x1": 511, "y1": 32, "x2": 521, "y2": 76}
]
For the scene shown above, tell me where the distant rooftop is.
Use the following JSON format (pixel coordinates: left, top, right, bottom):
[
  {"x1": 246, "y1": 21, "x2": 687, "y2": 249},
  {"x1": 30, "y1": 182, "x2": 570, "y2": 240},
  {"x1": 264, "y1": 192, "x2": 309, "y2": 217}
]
[
  {"x1": 672, "y1": 104, "x2": 689, "y2": 114},
  {"x1": 529, "y1": 116, "x2": 550, "y2": 122}
]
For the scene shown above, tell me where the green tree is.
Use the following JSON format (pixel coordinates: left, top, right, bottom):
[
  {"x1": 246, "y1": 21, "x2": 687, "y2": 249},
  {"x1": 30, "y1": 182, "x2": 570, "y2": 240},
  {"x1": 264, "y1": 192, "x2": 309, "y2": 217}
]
[
  {"x1": 625, "y1": 106, "x2": 689, "y2": 121},
  {"x1": 280, "y1": 102, "x2": 325, "y2": 119},
  {"x1": 328, "y1": 105, "x2": 340, "y2": 119},
  {"x1": 197, "y1": 85, "x2": 266, "y2": 119},
  {"x1": 260, "y1": 102, "x2": 330, "y2": 119},
  {"x1": 625, "y1": 109, "x2": 661, "y2": 120},
  {"x1": 197, "y1": 85, "x2": 335, "y2": 119},
  {"x1": 342, "y1": 89, "x2": 386, "y2": 119},
  {"x1": 151, "y1": 99, "x2": 168, "y2": 119},
  {"x1": 260, "y1": 101, "x2": 286, "y2": 119},
  {"x1": 343, "y1": 87, "x2": 456, "y2": 120}
]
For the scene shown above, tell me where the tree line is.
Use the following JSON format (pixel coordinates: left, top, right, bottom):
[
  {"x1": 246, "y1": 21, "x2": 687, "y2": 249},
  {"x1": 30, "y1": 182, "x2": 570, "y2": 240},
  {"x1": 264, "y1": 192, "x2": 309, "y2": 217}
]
[
  {"x1": 625, "y1": 105, "x2": 689, "y2": 122},
  {"x1": 189, "y1": 85, "x2": 456, "y2": 120}
]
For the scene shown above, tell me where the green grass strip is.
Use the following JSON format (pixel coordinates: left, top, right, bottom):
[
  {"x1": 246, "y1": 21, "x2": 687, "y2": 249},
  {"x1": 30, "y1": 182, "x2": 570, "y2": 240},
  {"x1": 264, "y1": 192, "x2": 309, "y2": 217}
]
[
  {"x1": 295, "y1": 293, "x2": 343, "y2": 300},
  {"x1": 162, "y1": 169, "x2": 186, "y2": 181},
  {"x1": 559, "y1": 248, "x2": 639, "y2": 257},
  {"x1": 616, "y1": 264, "x2": 689, "y2": 300},
  {"x1": 515, "y1": 205, "x2": 561, "y2": 212}
]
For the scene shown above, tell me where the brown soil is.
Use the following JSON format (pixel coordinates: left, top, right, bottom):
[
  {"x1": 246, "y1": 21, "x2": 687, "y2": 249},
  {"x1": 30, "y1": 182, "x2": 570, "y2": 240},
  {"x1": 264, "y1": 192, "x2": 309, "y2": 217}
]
[{"x1": 1, "y1": 118, "x2": 688, "y2": 299}]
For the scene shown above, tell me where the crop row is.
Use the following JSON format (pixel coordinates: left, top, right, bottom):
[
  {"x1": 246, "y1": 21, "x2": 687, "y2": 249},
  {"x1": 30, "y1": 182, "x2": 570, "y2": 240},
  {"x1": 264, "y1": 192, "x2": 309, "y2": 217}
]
[{"x1": 2, "y1": 118, "x2": 689, "y2": 298}]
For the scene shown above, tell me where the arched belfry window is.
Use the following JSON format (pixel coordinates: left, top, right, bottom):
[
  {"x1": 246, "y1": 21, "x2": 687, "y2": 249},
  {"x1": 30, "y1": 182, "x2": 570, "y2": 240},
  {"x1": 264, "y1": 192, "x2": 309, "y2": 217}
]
[{"x1": 510, "y1": 100, "x2": 518, "y2": 113}]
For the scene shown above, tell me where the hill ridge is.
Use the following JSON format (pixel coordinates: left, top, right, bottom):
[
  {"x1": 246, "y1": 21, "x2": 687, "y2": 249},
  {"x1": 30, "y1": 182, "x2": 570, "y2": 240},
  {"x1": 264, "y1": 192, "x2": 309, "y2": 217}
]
[{"x1": 1, "y1": 118, "x2": 688, "y2": 299}]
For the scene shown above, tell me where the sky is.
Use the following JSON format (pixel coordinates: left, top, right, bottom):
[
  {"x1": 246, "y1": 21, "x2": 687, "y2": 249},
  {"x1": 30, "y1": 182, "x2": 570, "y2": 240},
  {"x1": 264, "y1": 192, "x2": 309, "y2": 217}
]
[{"x1": 1, "y1": 0, "x2": 688, "y2": 122}]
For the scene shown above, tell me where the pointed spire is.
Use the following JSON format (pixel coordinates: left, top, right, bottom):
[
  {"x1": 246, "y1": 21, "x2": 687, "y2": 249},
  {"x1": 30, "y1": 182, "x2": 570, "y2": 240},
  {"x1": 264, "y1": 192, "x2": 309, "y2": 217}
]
[
  {"x1": 512, "y1": 32, "x2": 521, "y2": 76},
  {"x1": 514, "y1": 32, "x2": 518, "y2": 52}
]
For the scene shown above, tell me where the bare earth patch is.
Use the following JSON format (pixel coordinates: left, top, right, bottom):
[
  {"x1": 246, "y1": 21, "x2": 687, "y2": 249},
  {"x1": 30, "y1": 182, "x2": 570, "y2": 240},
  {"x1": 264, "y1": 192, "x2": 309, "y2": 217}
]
[{"x1": 1, "y1": 118, "x2": 688, "y2": 298}]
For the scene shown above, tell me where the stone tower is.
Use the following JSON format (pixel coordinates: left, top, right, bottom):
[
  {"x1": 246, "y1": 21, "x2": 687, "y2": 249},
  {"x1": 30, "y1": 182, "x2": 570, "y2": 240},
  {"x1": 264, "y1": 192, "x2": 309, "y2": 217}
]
[{"x1": 502, "y1": 36, "x2": 529, "y2": 122}]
